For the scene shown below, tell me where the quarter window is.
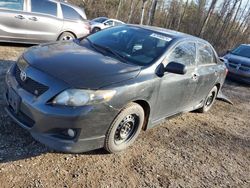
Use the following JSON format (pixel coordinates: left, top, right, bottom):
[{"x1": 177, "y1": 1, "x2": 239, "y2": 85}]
[
  {"x1": 0, "y1": 0, "x2": 24, "y2": 11},
  {"x1": 167, "y1": 42, "x2": 196, "y2": 66},
  {"x1": 31, "y1": 0, "x2": 57, "y2": 16},
  {"x1": 61, "y1": 4, "x2": 82, "y2": 20},
  {"x1": 198, "y1": 43, "x2": 215, "y2": 65}
]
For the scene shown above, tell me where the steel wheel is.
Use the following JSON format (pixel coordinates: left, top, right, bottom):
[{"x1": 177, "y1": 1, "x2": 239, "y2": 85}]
[
  {"x1": 114, "y1": 114, "x2": 139, "y2": 145},
  {"x1": 105, "y1": 103, "x2": 144, "y2": 153},
  {"x1": 198, "y1": 86, "x2": 218, "y2": 113}
]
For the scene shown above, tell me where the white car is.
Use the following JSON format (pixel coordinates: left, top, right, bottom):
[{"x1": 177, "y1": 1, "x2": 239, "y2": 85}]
[{"x1": 90, "y1": 17, "x2": 125, "y2": 33}]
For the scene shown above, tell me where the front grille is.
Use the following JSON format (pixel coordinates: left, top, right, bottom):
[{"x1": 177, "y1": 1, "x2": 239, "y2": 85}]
[
  {"x1": 228, "y1": 61, "x2": 250, "y2": 72},
  {"x1": 14, "y1": 65, "x2": 49, "y2": 96}
]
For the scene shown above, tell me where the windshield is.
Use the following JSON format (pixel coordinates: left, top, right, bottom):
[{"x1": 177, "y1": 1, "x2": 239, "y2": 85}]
[
  {"x1": 231, "y1": 45, "x2": 250, "y2": 58},
  {"x1": 92, "y1": 17, "x2": 108, "y2": 23},
  {"x1": 84, "y1": 26, "x2": 172, "y2": 65}
]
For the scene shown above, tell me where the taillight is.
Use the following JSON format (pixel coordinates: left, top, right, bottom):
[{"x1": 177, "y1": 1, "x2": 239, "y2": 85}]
[{"x1": 226, "y1": 68, "x2": 229, "y2": 75}]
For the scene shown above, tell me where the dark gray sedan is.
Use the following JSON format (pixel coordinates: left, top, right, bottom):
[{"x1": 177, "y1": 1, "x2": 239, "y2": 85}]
[
  {"x1": 223, "y1": 44, "x2": 250, "y2": 84},
  {"x1": 4, "y1": 25, "x2": 227, "y2": 153}
]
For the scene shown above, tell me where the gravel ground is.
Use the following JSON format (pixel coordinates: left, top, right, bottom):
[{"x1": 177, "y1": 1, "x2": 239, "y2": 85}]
[{"x1": 0, "y1": 44, "x2": 249, "y2": 188}]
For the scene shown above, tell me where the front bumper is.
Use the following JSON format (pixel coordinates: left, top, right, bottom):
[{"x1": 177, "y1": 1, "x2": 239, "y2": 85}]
[
  {"x1": 4, "y1": 64, "x2": 119, "y2": 153},
  {"x1": 226, "y1": 66, "x2": 250, "y2": 84}
]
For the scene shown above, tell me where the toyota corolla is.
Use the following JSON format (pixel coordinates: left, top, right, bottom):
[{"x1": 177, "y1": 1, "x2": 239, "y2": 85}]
[{"x1": 5, "y1": 25, "x2": 227, "y2": 153}]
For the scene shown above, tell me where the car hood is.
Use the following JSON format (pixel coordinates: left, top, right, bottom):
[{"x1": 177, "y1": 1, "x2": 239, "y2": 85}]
[
  {"x1": 23, "y1": 41, "x2": 141, "y2": 89},
  {"x1": 224, "y1": 53, "x2": 250, "y2": 66}
]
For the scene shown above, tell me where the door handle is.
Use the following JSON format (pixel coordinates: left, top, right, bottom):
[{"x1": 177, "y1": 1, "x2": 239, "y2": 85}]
[
  {"x1": 15, "y1": 15, "x2": 25, "y2": 20},
  {"x1": 192, "y1": 73, "x2": 199, "y2": 81},
  {"x1": 29, "y1": 17, "x2": 38, "y2": 21}
]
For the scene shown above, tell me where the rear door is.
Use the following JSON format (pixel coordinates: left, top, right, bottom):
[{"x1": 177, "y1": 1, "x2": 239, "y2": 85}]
[
  {"x1": 154, "y1": 41, "x2": 198, "y2": 121},
  {"x1": 193, "y1": 43, "x2": 219, "y2": 105},
  {"x1": 24, "y1": 0, "x2": 63, "y2": 42},
  {"x1": 0, "y1": 0, "x2": 27, "y2": 42}
]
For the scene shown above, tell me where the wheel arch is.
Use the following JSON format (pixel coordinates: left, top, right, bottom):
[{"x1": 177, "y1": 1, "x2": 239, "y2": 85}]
[
  {"x1": 133, "y1": 100, "x2": 151, "y2": 131},
  {"x1": 57, "y1": 31, "x2": 77, "y2": 41},
  {"x1": 215, "y1": 83, "x2": 221, "y2": 94}
]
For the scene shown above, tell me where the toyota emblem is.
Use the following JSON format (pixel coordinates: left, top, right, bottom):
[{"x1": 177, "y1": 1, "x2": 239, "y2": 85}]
[{"x1": 20, "y1": 71, "x2": 27, "y2": 82}]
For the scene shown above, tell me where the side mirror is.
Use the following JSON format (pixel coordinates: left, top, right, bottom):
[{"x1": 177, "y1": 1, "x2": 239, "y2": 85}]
[
  {"x1": 226, "y1": 50, "x2": 231, "y2": 54},
  {"x1": 165, "y1": 62, "x2": 187, "y2": 75}
]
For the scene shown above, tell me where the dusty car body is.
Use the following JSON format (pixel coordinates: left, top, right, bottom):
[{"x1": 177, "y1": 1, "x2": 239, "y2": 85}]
[
  {"x1": 90, "y1": 17, "x2": 124, "y2": 33},
  {"x1": 5, "y1": 25, "x2": 227, "y2": 153},
  {"x1": 0, "y1": 0, "x2": 90, "y2": 44},
  {"x1": 223, "y1": 44, "x2": 250, "y2": 84}
]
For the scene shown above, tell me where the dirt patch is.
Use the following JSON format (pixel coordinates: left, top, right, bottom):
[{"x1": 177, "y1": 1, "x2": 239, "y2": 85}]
[{"x1": 0, "y1": 44, "x2": 249, "y2": 188}]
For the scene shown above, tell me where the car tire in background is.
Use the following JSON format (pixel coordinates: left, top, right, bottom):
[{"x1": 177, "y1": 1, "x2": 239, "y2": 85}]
[
  {"x1": 58, "y1": 32, "x2": 76, "y2": 41},
  {"x1": 198, "y1": 86, "x2": 218, "y2": 113},
  {"x1": 92, "y1": 27, "x2": 101, "y2": 33},
  {"x1": 104, "y1": 102, "x2": 144, "y2": 153}
]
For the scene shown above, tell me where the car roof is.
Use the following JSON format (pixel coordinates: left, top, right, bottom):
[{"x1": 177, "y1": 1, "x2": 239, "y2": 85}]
[
  {"x1": 129, "y1": 24, "x2": 208, "y2": 43},
  {"x1": 241, "y1": 44, "x2": 250, "y2": 47}
]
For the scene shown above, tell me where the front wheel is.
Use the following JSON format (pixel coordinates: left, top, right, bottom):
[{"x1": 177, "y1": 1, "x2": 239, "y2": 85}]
[
  {"x1": 104, "y1": 103, "x2": 144, "y2": 153},
  {"x1": 198, "y1": 86, "x2": 218, "y2": 113}
]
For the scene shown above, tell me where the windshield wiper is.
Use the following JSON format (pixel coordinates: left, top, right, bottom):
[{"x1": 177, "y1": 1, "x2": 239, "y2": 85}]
[{"x1": 85, "y1": 39, "x2": 127, "y2": 63}]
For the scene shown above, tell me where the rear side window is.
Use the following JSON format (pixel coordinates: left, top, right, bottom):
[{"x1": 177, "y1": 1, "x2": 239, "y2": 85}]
[
  {"x1": 31, "y1": 0, "x2": 57, "y2": 16},
  {"x1": 198, "y1": 43, "x2": 216, "y2": 65},
  {"x1": 167, "y1": 42, "x2": 196, "y2": 66},
  {"x1": 0, "y1": 0, "x2": 24, "y2": 11},
  {"x1": 61, "y1": 4, "x2": 82, "y2": 21}
]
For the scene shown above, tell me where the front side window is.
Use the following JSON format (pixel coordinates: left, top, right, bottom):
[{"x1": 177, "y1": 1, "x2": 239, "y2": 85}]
[
  {"x1": 31, "y1": 0, "x2": 57, "y2": 16},
  {"x1": 0, "y1": 0, "x2": 24, "y2": 11},
  {"x1": 84, "y1": 26, "x2": 172, "y2": 65},
  {"x1": 198, "y1": 43, "x2": 215, "y2": 65},
  {"x1": 61, "y1": 4, "x2": 82, "y2": 20},
  {"x1": 167, "y1": 42, "x2": 196, "y2": 66}
]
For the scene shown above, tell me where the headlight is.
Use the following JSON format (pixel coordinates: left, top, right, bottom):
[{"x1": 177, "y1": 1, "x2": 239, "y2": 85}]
[
  {"x1": 52, "y1": 89, "x2": 116, "y2": 106},
  {"x1": 17, "y1": 56, "x2": 29, "y2": 71}
]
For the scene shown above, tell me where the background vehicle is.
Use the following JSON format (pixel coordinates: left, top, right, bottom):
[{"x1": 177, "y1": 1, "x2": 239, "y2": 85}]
[
  {"x1": 5, "y1": 25, "x2": 227, "y2": 154},
  {"x1": 0, "y1": 0, "x2": 90, "y2": 44},
  {"x1": 222, "y1": 44, "x2": 250, "y2": 84},
  {"x1": 90, "y1": 17, "x2": 125, "y2": 33}
]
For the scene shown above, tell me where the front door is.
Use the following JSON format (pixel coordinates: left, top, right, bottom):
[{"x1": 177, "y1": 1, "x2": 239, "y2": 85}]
[
  {"x1": 0, "y1": 0, "x2": 27, "y2": 41},
  {"x1": 153, "y1": 41, "x2": 198, "y2": 121}
]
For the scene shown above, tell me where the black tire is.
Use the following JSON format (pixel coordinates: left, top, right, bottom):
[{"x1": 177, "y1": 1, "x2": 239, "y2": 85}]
[
  {"x1": 104, "y1": 102, "x2": 144, "y2": 153},
  {"x1": 198, "y1": 86, "x2": 218, "y2": 113},
  {"x1": 92, "y1": 27, "x2": 101, "y2": 33},
  {"x1": 58, "y1": 32, "x2": 75, "y2": 41}
]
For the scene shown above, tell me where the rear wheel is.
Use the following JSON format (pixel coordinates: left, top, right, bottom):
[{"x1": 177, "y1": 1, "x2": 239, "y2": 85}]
[
  {"x1": 104, "y1": 103, "x2": 144, "y2": 153},
  {"x1": 198, "y1": 86, "x2": 218, "y2": 113},
  {"x1": 92, "y1": 27, "x2": 101, "y2": 33},
  {"x1": 58, "y1": 32, "x2": 75, "y2": 41}
]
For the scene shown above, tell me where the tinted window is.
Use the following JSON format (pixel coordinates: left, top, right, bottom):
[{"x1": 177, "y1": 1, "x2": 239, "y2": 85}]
[
  {"x1": 0, "y1": 0, "x2": 24, "y2": 11},
  {"x1": 167, "y1": 42, "x2": 196, "y2": 66},
  {"x1": 105, "y1": 20, "x2": 114, "y2": 26},
  {"x1": 31, "y1": 0, "x2": 57, "y2": 16},
  {"x1": 231, "y1": 45, "x2": 250, "y2": 58},
  {"x1": 198, "y1": 43, "x2": 215, "y2": 65},
  {"x1": 92, "y1": 17, "x2": 108, "y2": 23},
  {"x1": 85, "y1": 26, "x2": 172, "y2": 65},
  {"x1": 61, "y1": 4, "x2": 82, "y2": 20}
]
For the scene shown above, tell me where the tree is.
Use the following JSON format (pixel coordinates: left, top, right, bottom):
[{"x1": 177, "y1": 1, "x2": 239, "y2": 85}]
[{"x1": 140, "y1": 0, "x2": 148, "y2": 25}]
